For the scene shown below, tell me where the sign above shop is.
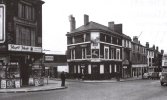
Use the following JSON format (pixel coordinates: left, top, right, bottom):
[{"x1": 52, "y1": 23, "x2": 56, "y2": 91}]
[
  {"x1": 45, "y1": 56, "x2": 54, "y2": 61},
  {"x1": 8, "y1": 44, "x2": 42, "y2": 53}
]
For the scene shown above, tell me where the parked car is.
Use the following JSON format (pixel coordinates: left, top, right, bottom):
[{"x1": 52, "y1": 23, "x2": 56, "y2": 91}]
[{"x1": 143, "y1": 73, "x2": 150, "y2": 79}]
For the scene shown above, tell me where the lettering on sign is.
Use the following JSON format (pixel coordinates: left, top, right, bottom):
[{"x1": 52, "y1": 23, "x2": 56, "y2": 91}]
[
  {"x1": 45, "y1": 56, "x2": 54, "y2": 61},
  {"x1": 8, "y1": 44, "x2": 42, "y2": 52},
  {"x1": 8, "y1": 44, "x2": 21, "y2": 51}
]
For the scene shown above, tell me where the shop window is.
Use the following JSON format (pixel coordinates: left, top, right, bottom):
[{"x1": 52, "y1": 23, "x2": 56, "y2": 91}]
[
  {"x1": 31, "y1": 65, "x2": 42, "y2": 77},
  {"x1": 114, "y1": 64, "x2": 117, "y2": 72},
  {"x1": 0, "y1": 65, "x2": 6, "y2": 79},
  {"x1": 6, "y1": 63, "x2": 20, "y2": 79}
]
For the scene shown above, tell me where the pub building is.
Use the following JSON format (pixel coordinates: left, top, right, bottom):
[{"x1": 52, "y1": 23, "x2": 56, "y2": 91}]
[
  {"x1": 66, "y1": 15, "x2": 126, "y2": 80},
  {"x1": 0, "y1": 0, "x2": 44, "y2": 88}
]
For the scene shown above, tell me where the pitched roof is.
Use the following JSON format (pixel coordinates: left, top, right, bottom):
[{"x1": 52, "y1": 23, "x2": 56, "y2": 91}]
[
  {"x1": 68, "y1": 21, "x2": 131, "y2": 40},
  {"x1": 70, "y1": 21, "x2": 121, "y2": 35}
]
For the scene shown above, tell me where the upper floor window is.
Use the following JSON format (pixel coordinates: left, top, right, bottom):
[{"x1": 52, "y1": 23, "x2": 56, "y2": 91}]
[
  {"x1": 104, "y1": 46, "x2": 109, "y2": 59},
  {"x1": 71, "y1": 49, "x2": 75, "y2": 59},
  {"x1": 18, "y1": 2, "x2": 35, "y2": 21},
  {"x1": 111, "y1": 48, "x2": 115, "y2": 59},
  {"x1": 116, "y1": 49, "x2": 120, "y2": 60},
  {"x1": 16, "y1": 25, "x2": 35, "y2": 46},
  {"x1": 82, "y1": 48, "x2": 87, "y2": 59}
]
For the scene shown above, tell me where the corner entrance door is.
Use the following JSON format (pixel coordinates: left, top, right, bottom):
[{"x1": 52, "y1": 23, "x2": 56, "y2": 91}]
[{"x1": 92, "y1": 64, "x2": 100, "y2": 79}]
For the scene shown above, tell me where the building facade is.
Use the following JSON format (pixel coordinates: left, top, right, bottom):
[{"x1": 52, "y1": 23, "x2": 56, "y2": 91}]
[
  {"x1": 66, "y1": 15, "x2": 126, "y2": 80},
  {"x1": 0, "y1": 0, "x2": 44, "y2": 88},
  {"x1": 122, "y1": 34, "x2": 132, "y2": 78},
  {"x1": 44, "y1": 54, "x2": 67, "y2": 78},
  {"x1": 131, "y1": 36, "x2": 147, "y2": 77}
]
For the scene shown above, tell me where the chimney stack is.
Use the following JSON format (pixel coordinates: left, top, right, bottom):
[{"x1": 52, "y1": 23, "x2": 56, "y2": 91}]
[
  {"x1": 161, "y1": 50, "x2": 164, "y2": 54},
  {"x1": 133, "y1": 36, "x2": 138, "y2": 43},
  {"x1": 69, "y1": 15, "x2": 76, "y2": 32},
  {"x1": 114, "y1": 24, "x2": 122, "y2": 34},
  {"x1": 152, "y1": 45, "x2": 155, "y2": 50},
  {"x1": 84, "y1": 14, "x2": 89, "y2": 25},
  {"x1": 146, "y1": 42, "x2": 149, "y2": 48},
  {"x1": 108, "y1": 22, "x2": 115, "y2": 31},
  {"x1": 156, "y1": 46, "x2": 159, "y2": 51}
]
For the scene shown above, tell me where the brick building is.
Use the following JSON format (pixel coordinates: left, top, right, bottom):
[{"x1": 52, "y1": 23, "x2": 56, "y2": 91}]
[
  {"x1": 122, "y1": 34, "x2": 132, "y2": 78},
  {"x1": 66, "y1": 15, "x2": 128, "y2": 80},
  {"x1": 0, "y1": 0, "x2": 44, "y2": 88},
  {"x1": 131, "y1": 36, "x2": 147, "y2": 77}
]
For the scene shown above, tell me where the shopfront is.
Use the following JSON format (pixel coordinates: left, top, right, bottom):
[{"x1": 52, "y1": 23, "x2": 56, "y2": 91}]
[{"x1": 0, "y1": 44, "x2": 44, "y2": 88}]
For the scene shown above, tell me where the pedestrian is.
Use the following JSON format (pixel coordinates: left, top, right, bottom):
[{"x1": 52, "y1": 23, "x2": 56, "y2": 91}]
[{"x1": 60, "y1": 71, "x2": 66, "y2": 86}]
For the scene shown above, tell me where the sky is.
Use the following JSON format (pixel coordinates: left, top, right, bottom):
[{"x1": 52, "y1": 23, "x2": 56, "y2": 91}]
[{"x1": 42, "y1": 0, "x2": 167, "y2": 54}]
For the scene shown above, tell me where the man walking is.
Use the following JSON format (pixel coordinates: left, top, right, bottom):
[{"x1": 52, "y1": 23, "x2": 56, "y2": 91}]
[{"x1": 60, "y1": 71, "x2": 66, "y2": 86}]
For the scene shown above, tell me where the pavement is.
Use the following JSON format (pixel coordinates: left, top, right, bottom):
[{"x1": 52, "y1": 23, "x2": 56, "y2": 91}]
[
  {"x1": 0, "y1": 76, "x2": 142, "y2": 93},
  {"x1": 0, "y1": 78, "x2": 67, "y2": 93}
]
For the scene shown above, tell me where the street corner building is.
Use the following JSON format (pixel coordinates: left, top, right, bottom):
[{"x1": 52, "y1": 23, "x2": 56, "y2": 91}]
[
  {"x1": 66, "y1": 14, "x2": 132, "y2": 80},
  {"x1": 0, "y1": 0, "x2": 44, "y2": 89}
]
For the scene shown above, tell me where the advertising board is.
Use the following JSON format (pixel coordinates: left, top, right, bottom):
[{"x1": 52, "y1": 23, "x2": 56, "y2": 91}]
[{"x1": 0, "y1": 4, "x2": 5, "y2": 43}]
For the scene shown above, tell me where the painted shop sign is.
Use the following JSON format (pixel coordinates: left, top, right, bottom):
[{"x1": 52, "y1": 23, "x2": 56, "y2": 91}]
[
  {"x1": 8, "y1": 44, "x2": 42, "y2": 52},
  {"x1": 0, "y1": 4, "x2": 5, "y2": 43},
  {"x1": 45, "y1": 56, "x2": 54, "y2": 61}
]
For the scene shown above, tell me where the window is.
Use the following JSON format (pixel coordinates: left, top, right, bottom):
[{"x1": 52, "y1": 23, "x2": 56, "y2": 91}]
[
  {"x1": 116, "y1": 49, "x2": 120, "y2": 60},
  {"x1": 18, "y1": 2, "x2": 35, "y2": 21},
  {"x1": 111, "y1": 48, "x2": 115, "y2": 59},
  {"x1": 82, "y1": 48, "x2": 87, "y2": 59},
  {"x1": 84, "y1": 34, "x2": 86, "y2": 42},
  {"x1": 71, "y1": 49, "x2": 75, "y2": 59},
  {"x1": 104, "y1": 47, "x2": 109, "y2": 59},
  {"x1": 16, "y1": 25, "x2": 36, "y2": 46}
]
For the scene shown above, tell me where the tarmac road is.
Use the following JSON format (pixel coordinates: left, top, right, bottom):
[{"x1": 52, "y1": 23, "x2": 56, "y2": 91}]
[{"x1": 0, "y1": 79, "x2": 167, "y2": 100}]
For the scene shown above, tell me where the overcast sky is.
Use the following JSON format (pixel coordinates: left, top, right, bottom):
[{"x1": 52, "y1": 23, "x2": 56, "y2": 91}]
[{"x1": 42, "y1": 0, "x2": 167, "y2": 54}]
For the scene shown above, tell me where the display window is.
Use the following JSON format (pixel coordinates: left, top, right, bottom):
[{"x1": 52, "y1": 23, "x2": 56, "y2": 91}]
[
  {"x1": 0, "y1": 65, "x2": 6, "y2": 79},
  {"x1": 29, "y1": 64, "x2": 44, "y2": 86},
  {"x1": 31, "y1": 65, "x2": 42, "y2": 77},
  {"x1": 6, "y1": 62, "x2": 20, "y2": 79},
  {"x1": 0, "y1": 62, "x2": 21, "y2": 88}
]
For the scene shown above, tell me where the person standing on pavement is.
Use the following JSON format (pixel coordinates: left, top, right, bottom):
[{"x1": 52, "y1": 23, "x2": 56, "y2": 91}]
[{"x1": 60, "y1": 71, "x2": 66, "y2": 86}]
